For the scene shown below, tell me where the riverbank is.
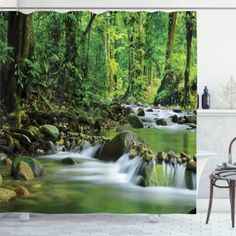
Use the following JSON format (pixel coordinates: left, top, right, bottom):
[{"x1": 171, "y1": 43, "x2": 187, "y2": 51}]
[{"x1": 0, "y1": 102, "x2": 196, "y2": 212}]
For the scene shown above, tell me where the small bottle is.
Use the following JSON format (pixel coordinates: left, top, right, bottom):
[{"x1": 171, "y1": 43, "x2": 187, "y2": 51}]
[
  {"x1": 202, "y1": 86, "x2": 210, "y2": 109},
  {"x1": 197, "y1": 94, "x2": 199, "y2": 109}
]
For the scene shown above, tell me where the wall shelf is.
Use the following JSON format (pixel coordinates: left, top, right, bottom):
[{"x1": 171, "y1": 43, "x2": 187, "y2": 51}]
[{"x1": 197, "y1": 109, "x2": 236, "y2": 117}]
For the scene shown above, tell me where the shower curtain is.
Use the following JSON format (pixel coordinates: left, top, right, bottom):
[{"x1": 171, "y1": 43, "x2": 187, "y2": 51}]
[{"x1": 0, "y1": 11, "x2": 197, "y2": 214}]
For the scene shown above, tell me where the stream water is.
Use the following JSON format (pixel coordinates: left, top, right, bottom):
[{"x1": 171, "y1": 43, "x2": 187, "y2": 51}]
[{"x1": 0, "y1": 107, "x2": 196, "y2": 213}]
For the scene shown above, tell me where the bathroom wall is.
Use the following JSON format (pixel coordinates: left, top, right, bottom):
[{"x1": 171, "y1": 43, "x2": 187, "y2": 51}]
[
  {"x1": 198, "y1": 10, "x2": 236, "y2": 109},
  {"x1": 198, "y1": 10, "x2": 236, "y2": 210}
]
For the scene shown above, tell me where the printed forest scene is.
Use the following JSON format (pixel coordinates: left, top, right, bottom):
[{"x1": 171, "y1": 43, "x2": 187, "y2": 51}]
[{"x1": 0, "y1": 11, "x2": 197, "y2": 213}]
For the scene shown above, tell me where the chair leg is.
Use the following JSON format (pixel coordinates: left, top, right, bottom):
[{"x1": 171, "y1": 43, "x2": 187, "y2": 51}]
[
  {"x1": 206, "y1": 179, "x2": 214, "y2": 224},
  {"x1": 229, "y1": 182, "x2": 233, "y2": 227},
  {"x1": 229, "y1": 181, "x2": 233, "y2": 227},
  {"x1": 231, "y1": 181, "x2": 235, "y2": 228}
]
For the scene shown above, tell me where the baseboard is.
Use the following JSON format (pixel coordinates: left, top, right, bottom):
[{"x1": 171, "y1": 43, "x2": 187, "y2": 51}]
[{"x1": 197, "y1": 198, "x2": 230, "y2": 212}]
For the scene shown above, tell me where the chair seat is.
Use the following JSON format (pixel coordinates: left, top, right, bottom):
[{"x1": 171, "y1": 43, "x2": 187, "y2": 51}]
[
  {"x1": 210, "y1": 170, "x2": 236, "y2": 181},
  {"x1": 206, "y1": 169, "x2": 236, "y2": 227}
]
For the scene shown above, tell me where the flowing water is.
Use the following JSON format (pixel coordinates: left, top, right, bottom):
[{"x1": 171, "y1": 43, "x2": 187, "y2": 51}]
[{"x1": 0, "y1": 107, "x2": 196, "y2": 213}]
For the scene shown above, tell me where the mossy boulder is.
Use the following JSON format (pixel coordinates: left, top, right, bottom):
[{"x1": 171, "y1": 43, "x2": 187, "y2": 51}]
[
  {"x1": 12, "y1": 132, "x2": 31, "y2": 146},
  {"x1": 186, "y1": 159, "x2": 196, "y2": 173},
  {"x1": 3, "y1": 157, "x2": 12, "y2": 167},
  {"x1": 180, "y1": 152, "x2": 190, "y2": 162},
  {"x1": 173, "y1": 109, "x2": 182, "y2": 113},
  {"x1": 0, "y1": 188, "x2": 17, "y2": 203},
  {"x1": 96, "y1": 130, "x2": 144, "y2": 162},
  {"x1": 0, "y1": 152, "x2": 7, "y2": 160},
  {"x1": 129, "y1": 148, "x2": 139, "y2": 159},
  {"x1": 11, "y1": 156, "x2": 44, "y2": 177},
  {"x1": 127, "y1": 113, "x2": 144, "y2": 128},
  {"x1": 140, "y1": 149, "x2": 155, "y2": 161},
  {"x1": 171, "y1": 115, "x2": 179, "y2": 123},
  {"x1": 137, "y1": 107, "x2": 145, "y2": 116},
  {"x1": 126, "y1": 96, "x2": 136, "y2": 104},
  {"x1": 12, "y1": 126, "x2": 39, "y2": 142},
  {"x1": 61, "y1": 157, "x2": 76, "y2": 165},
  {"x1": 156, "y1": 152, "x2": 167, "y2": 162},
  {"x1": 15, "y1": 161, "x2": 34, "y2": 180},
  {"x1": 39, "y1": 124, "x2": 59, "y2": 142},
  {"x1": 124, "y1": 106, "x2": 133, "y2": 114},
  {"x1": 156, "y1": 118, "x2": 167, "y2": 126},
  {"x1": 15, "y1": 185, "x2": 30, "y2": 197},
  {"x1": 185, "y1": 115, "x2": 197, "y2": 124}
]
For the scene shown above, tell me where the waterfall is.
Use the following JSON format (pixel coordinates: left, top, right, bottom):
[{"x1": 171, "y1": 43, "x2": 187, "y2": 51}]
[
  {"x1": 115, "y1": 154, "x2": 195, "y2": 189},
  {"x1": 41, "y1": 143, "x2": 101, "y2": 160},
  {"x1": 162, "y1": 161, "x2": 186, "y2": 188},
  {"x1": 191, "y1": 172, "x2": 197, "y2": 189},
  {"x1": 80, "y1": 142, "x2": 100, "y2": 158},
  {"x1": 43, "y1": 144, "x2": 195, "y2": 190},
  {"x1": 116, "y1": 154, "x2": 144, "y2": 185}
]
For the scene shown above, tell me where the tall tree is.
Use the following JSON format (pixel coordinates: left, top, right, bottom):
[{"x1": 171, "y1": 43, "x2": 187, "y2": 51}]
[
  {"x1": 184, "y1": 12, "x2": 195, "y2": 107},
  {"x1": 155, "y1": 12, "x2": 177, "y2": 105},
  {"x1": 79, "y1": 12, "x2": 96, "y2": 80},
  {"x1": 0, "y1": 12, "x2": 33, "y2": 112},
  {"x1": 123, "y1": 12, "x2": 146, "y2": 100}
]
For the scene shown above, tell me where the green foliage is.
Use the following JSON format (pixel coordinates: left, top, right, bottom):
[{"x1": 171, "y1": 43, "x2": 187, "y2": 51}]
[
  {"x1": 0, "y1": 14, "x2": 12, "y2": 65},
  {"x1": 0, "y1": 11, "x2": 197, "y2": 113}
]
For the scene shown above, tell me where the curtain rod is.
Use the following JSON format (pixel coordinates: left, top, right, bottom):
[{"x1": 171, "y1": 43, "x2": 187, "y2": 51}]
[{"x1": 1, "y1": 7, "x2": 236, "y2": 10}]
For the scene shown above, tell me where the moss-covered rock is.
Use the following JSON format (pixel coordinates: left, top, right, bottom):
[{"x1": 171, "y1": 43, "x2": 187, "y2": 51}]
[
  {"x1": 96, "y1": 130, "x2": 143, "y2": 162},
  {"x1": 171, "y1": 115, "x2": 179, "y2": 123},
  {"x1": 12, "y1": 132, "x2": 31, "y2": 146},
  {"x1": 0, "y1": 152, "x2": 7, "y2": 160},
  {"x1": 129, "y1": 148, "x2": 139, "y2": 159},
  {"x1": 173, "y1": 108, "x2": 182, "y2": 113},
  {"x1": 137, "y1": 107, "x2": 145, "y2": 116},
  {"x1": 127, "y1": 113, "x2": 144, "y2": 128},
  {"x1": 61, "y1": 157, "x2": 76, "y2": 165},
  {"x1": 39, "y1": 124, "x2": 59, "y2": 142},
  {"x1": 180, "y1": 152, "x2": 190, "y2": 162},
  {"x1": 167, "y1": 151, "x2": 178, "y2": 160},
  {"x1": 15, "y1": 161, "x2": 34, "y2": 180},
  {"x1": 185, "y1": 115, "x2": 197, "y2": 124},
  {"x1": 140, "y1": 149, "x2": 155, "y2": 161},
  {"x1": 27, "y1": 125, "x2": 40, "y2": 136},
  {"x1": 15, "y1": 186, "x2": 30, "y2": 197},
  {"x1": 156, "y1": 118, "x2": 167, "y2": 126},
  {"x1": 0, "y1": 188, "x2": 17, "y2": 203},
  {"x1": 156, "y1": 152, "x2": 167, "y2": 162},
  {"x1": 11, "y1": 156, "x2": 44, "y2": 177},
  {"x1": 186, "y1": 159, "x2": 196, "y2": 173},
  {"x1": 3, "y1": 157, "x2": 12, "y2": 167},
  {"x1": 177, "y1": 157, "x2": 183, "y2": 164},
  {"x1": 11, "y1": 126, "x2": 39, "y2": 142}
]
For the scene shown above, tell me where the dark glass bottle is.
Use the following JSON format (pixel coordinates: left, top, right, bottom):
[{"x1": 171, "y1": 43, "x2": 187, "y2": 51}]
[
  {"x1": 202, "y1": 86, "x2": 210, "y2": 109},
  {"x1": 197, "y1": 94, "x2": 199, "y2": 109}
]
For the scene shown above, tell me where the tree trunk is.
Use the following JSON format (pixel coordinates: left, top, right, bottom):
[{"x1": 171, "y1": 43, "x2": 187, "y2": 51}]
[
  {"x1": 184, "y1": 12, "x2": 194, "y2": 107},
  {"x1": 80, "y1": 13, "x2": 96, "y2": 80},
  {"x1": 65, "y1": 13, "x2": 78, "y2": 67},
  {"x1": 0, "y1": 12, "x2": 32, "y2": 113},
  {"x1": 156, "y1": 12, "x2": 177, "y2": 105}
]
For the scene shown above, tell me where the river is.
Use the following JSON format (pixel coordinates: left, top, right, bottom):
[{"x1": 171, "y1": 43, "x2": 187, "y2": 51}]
[{"x1": 0, "y1": 107, "x2": 196, "y2": 213}]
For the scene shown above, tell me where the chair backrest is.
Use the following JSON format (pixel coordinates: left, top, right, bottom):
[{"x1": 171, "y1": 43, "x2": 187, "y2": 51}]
[{"x1": 228, "y1": 137, "x2": 236, "y2": 164}]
